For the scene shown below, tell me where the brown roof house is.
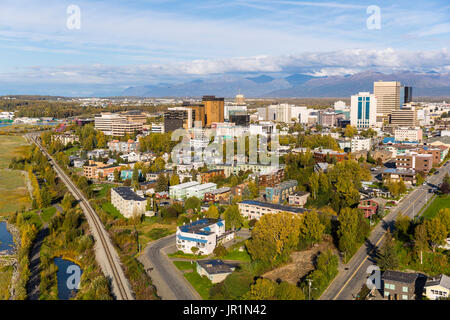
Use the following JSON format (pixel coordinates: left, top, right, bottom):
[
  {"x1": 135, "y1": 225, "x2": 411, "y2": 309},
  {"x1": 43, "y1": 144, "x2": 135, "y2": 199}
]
[{"x1": 382, "y1": 270, "x2": 426, "y2": 300}]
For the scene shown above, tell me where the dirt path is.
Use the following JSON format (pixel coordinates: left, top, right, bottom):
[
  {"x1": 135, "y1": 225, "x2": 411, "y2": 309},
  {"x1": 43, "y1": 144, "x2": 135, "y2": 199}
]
[{"x1": 262, "y1": 237, "x2": 338, "y2": 284}]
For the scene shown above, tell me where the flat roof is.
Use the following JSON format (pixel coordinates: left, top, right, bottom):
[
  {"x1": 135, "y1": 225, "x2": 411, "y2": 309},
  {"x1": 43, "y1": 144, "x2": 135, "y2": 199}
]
[
  {"x1": 239, "y1": 200, "x2": 309, "y2": 214},
  {"x1": 188, "y1": 183, "x2": 217, "y2": 192},
  {"x1": 382, "y1": 270, "x2": 418, "y2": 284},
  {"x1": 179, "y1": 218, "x2": 223, "y2": 235},
  {"x1": 170, "y1": 181, "x2": 200, "y2": 190},
  {"x1": 197, "y1": 260, "x2": 234, "y2": 275},
  {"x1": 112, "y1": 187, "x2": 145, "y2": 201}
]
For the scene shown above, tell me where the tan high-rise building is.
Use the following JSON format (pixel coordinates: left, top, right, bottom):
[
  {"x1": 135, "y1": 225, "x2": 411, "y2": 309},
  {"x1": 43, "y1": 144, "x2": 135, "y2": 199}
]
[
  {"x1": 203, "y1": 96, "x2": 224, "y2": 127},
  {"x1": 374, "y1": 81, "x2": 401, "y2": 121},
  {"x1": 390, "y1": 107, "x2": 418, "y2": 127}
]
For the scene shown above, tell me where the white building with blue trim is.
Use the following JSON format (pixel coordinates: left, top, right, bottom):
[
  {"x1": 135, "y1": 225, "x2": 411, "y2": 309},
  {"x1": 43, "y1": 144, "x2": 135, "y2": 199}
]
[{"x1": 176, "y1": 218, "x2": 233, "y2": 255}]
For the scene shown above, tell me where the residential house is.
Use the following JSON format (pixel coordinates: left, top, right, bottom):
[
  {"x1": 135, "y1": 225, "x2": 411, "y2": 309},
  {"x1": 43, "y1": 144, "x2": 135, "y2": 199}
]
[
  {"x1": 196, "y1": 260, "x2": 236, "y2": 284},
  {"x1": 288, "y1": 191, "x2": 310, "y2": 206},
  {"x1": 424, "y1": 274, "x2": 450, "y2": 300},
  {"x1": 382, "y1": 270, "x2": 423, "y2": 300}
]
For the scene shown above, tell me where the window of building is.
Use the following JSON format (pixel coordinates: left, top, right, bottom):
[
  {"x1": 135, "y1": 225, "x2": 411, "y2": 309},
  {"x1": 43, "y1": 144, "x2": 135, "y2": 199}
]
[
  {"x1": 403, "y1": 286, "x2": 408, "y2": 292},
  {"x1": 402, "y1": 295, "x2": 408, "y2": 300}
]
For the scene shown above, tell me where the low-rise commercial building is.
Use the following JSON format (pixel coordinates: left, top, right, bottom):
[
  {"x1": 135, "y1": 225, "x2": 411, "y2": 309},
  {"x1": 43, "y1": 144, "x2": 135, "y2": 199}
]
[
  {"x1": 351, "y1": 137, "x2": 372, "y2": 152},
  {"x1": 394, "y1": 127, "x2": 423, "y2": 142},
  {"x1": 396, "y1": 151, "x2": 433, "y2": 173},
  {"x1": 198, "y1": 169, "x2": 225, "y2": 184},
  {"x1": 169, "y1": 181, "x2": 200, "y2": 200},
  {"x1": 186, "y1": 182, "x2": 217, "y2": 199}
]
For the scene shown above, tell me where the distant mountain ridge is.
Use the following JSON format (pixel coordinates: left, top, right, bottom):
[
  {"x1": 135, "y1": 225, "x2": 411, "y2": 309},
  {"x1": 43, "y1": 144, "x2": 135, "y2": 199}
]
[{"x1": 121, "y1": 71, "x2": 450, "y2": 98}]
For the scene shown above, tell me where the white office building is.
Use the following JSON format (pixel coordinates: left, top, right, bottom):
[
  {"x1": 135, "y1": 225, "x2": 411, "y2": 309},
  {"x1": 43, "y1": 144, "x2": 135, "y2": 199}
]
[
  {"x1": 350, "y1": 92, "x2": 377, "y2": 128},
  {"x1": 185, "y1": 182, "x2": 217, "y2": 199}
]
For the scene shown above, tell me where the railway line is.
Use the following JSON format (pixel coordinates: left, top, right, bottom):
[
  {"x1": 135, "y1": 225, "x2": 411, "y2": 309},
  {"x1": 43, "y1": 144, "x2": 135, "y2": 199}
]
[{"x1": 27, "y1": 133, "x2": 134, "y2": 300}]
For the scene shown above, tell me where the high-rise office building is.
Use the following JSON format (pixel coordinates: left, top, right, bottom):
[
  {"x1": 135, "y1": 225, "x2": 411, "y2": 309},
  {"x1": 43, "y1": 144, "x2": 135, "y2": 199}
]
[
  {"x1": 374, "y1": 81, "x2": 401, "y2": 121},
  {"x1": 401, "y1": 86, "x2": 413, "y2": 105},
  {"x1": 203, "y1": 96, "x2": 224, "y2": 127},
  {"x1": 350, "y1": 92, "x2": 377, "y2": 128}
]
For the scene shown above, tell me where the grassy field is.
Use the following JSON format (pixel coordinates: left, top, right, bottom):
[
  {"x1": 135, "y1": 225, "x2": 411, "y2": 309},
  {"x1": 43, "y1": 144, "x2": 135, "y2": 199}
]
[
  {"x1": 184, "y1": 270, "x2": 213, "y2": 300},
  {"x1": 223, "y1": 248, "x2": 251, "y2": 262},
  {"x1": 173, "y1": 260, "x2": 195, "y2": 271},
  {"x1": 0, "y1": 265, "x2": 13, "y2": 300},
  {"x1": 0, "y1": 135, "x2": 31, "y2": 216},
  {"x1": 422, "y1": 195, "x2": 450, "y2": 219},
  {"x1": 101, "y1": 202, "x2": 123, "y2": 219}
]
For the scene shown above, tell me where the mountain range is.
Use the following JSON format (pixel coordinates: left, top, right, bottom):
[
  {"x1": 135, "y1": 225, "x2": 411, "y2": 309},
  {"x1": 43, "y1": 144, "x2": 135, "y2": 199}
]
[{"x1": 121, "y1": 71, "x2": 450, "y2": 98}]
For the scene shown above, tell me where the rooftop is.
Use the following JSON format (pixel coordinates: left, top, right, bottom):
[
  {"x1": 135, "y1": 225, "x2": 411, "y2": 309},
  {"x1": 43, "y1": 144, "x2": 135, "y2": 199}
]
[
  {"x1": 207, "y1": 187, "x2": 231, "y2": 195},
  {"x1": 197, "y1": 259, "x2": 235, "y2": 275},
  {"x1": 179, "y1": 218, "x2": 223, "y2": 235},
  {"x1": 382, "y1": 270, "x2": 418, "y2": 284},
  {"x1": 239, "y1": 200, "x2": 309, "y2": 214},
  {"x1": 112, "y1": 187, "x2": 145, "y2": 201},
  {"x1": 170, "y1": 181, "x2": 200, "y2": 190},
  {"x1": 424, "y1": 274, "x2": 450, "y2": 290}
]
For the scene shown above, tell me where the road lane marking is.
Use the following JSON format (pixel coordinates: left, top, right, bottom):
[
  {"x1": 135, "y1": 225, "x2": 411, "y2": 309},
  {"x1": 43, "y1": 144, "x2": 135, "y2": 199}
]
[{"x1": 332, "y1": 188, "x2": 427, "y2": 300}]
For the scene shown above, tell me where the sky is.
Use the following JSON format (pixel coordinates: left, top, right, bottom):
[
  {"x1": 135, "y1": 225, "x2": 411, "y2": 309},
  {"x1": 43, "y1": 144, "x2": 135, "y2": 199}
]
[{"x1": 0, "y1": 0, "x2": 449, "y2": 96}]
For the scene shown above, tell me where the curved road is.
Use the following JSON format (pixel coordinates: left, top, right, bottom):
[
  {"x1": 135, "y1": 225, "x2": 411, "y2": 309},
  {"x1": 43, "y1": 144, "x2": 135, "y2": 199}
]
[
  {"x1": 320, "y1": 163, "x2": 450, "y2": 300},
  {"x1": 139, "y1": 235, "x2": 201, "y2": 300}
]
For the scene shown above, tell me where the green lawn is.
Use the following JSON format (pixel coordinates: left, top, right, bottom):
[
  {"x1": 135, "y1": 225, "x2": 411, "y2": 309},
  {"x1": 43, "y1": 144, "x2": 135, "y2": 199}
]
[
  {"x1": 21, "y1": 210, "x2": 43, "y2": 229},
  {"x1": 146, "y1": 228, "x2": 171, "y2": 240},
  {"x1": 41, "y1": 207, "x2": 57, "y2": 223},
  {"x1": 184, "y1": 270, "x2": 213, "y2": 300},
  {"x1": 422, "y1": 195, "x2": 450, "y2": 219},
  {"x1": 173, "y1": 261, "x2": 195, "y2": 271},
  {"x1": 168, "y1": 251, "x2": 210, "y2": 260},
  {"x1": 63, "y1": 146, "x2": 80, "y2": 156},
  {"x1": 93, "y1": 183, "x2": 116, "y2": 199},
  {"x1": 223, "y1": 248, "x2": 251, "y2": 262},
  {"x1": 0, "y1": 135, "x2": 31, "y2": 216},
  {"x1": 101, "y1": 202, "x2": 123, "y2": 219}
]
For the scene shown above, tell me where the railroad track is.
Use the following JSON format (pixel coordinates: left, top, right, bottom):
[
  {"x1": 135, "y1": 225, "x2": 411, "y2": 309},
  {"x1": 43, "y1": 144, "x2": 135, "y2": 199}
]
[{"x1": 28, "y1": 134, "x2": 133, "y2": 300}]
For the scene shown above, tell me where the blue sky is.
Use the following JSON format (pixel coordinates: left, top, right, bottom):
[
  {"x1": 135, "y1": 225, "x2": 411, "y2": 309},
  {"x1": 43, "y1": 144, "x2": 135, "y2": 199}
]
[{"x1": 0, "y1": 0, "x2": 449, "y2": 95}]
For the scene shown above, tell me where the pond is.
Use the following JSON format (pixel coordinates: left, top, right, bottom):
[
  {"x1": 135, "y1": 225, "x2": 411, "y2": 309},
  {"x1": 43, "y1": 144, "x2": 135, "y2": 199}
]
[
  {"x1": 0, "y1": 221, "x2": 15, "y2": 254},
  {"x1": 54, "y1": 257, "x2": 83, "y2": 300}
]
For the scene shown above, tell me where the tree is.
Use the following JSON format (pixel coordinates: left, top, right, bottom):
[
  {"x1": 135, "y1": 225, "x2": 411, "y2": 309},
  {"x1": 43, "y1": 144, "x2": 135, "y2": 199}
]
[
  {"x1": 185, "y1": 197, "x2": 201, "y2": 213},
  {"x1": 213, "y1": 245, "x2": 228, "y2": 258},
  {"x1": 416, "y1": 173, "x2": 425, "y2": 186},
  {"x1": 206, "y1": 205, "x2": 219, "y2": 219},
  {"x1": 299, "y1": 210, "x2": 324, "y2": 244},
  {"x1": 344, "y1": 125, "x2": 357, "y2": 138},
  {"x1": 440, "y1": 173, "x2": 450, "y2": 194},
  {"x1": 40, "y1": 186, "x2": 51, "y2": 208},
  {"x1": 246, "y1": 212, "x2": 302, "y2": 265},
  {"x1": 96, "y1": 131, "x2": 106, "y2": 148},
  {"x1": 223, "y1": 205, "x2": 243, "y2": 230},
  {"x1": 247, "y1": 181, "x2": 259, "y2": 199},
  {"x1": 61, "y1": 193, "x2": 74, "y2": 212},
  {"x1": 424, "y1": 218, "x2": 447, "y2": 252},
  {"x1": 413, "y1": 223, "x2": 428, "y2": 263},
  {"x1": 274, "y1": 282, "x2": 305, "y2": 300},
  {"x1": 155, "y1": 173, "x2": 168, "y2": 192},
  {"x1": 113, "y1": 168, "x2": 121, "y2": 182},
  {"x1": 394, "y1": 213, "x2": 411, "y2": 240},
  {"x1": 191, "y1": 247, "x2": 199, "y2": 255},
  {"x1": 170, "y1": 174, "x2": 180, "y2": 186},
  {"x1": 376, "y1": 231, "x2": 399, "y2": 271},
  {"x1": 337, "y1": 208, "x2": 359, "y2": 260},
  {"x1": 243, "y1": 278, "x2": 276, "y2": 300},
  {"x1": 309, "y1": 172, "x2": 319, "y2": 200}
]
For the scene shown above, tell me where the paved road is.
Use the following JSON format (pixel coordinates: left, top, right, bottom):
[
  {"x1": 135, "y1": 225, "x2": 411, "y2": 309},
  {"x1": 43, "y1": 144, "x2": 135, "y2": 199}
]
[
  {"x1": 320, "y1": 163, "x2": 450, "y2": 300},
  {"x1": 138, "y1": 235, "x2": 201, "y2": 300}
]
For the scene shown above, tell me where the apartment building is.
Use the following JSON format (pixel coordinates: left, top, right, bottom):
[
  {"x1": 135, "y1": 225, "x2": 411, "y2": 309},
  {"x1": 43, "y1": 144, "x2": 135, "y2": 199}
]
[
  {"x1": 169, "y1": 181, "x2": 200, "y2": 200},
  {"x1": 107, "y1": 139, "x2": 140, "y2": 153},
  {"x1": 288, "y1": 191, "x2": 310, "y2": 207},
  {"x1": 111, "y1": 121, "x2": 143, "y2": 137},
  {"x1": 176, "y1": 218, "x2": 233, "y2": 255},
  {"x1": 265, "y1": 180, "x2": 298, "y2": 204},
  {"x1": 52, "y1": 133, "x2": 79, "y2": 146},
  {"x1": 111, "y1": 187, "x2": 146, "y2": 218},
  {"x1": 382, "y1": 168, "x2": 416, "y2": 185},
  {"x1": 238, "y1": 200, "x2": 309, "y2": 220},
  {"x1": 382, "y1": 270, "x2": 420, "y2": 300},
  {"x1": 198, "y1": 169, "x2": 225, "y2": 184},
  {"x1": 204, "y1": 187, "x2": 231, "y2": 203},
  {"x1": 351, "y1": 137, "x2": 372, "y2": 152},
  {"x1": 313, "y1": 149, "x2": 347, "y2": 163},
  {"x1": 394, "y1": 127, "x2": 422, "y2": 142},
  {"x1": 213, "y1": 162, "x2": 282, "y2": 178},
  {"x1": 186, "y1": 182, "x2": 217, "y2": 199},
  {"x1": 396, "y1": 151, "x2": 433, "y2": 173}
]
